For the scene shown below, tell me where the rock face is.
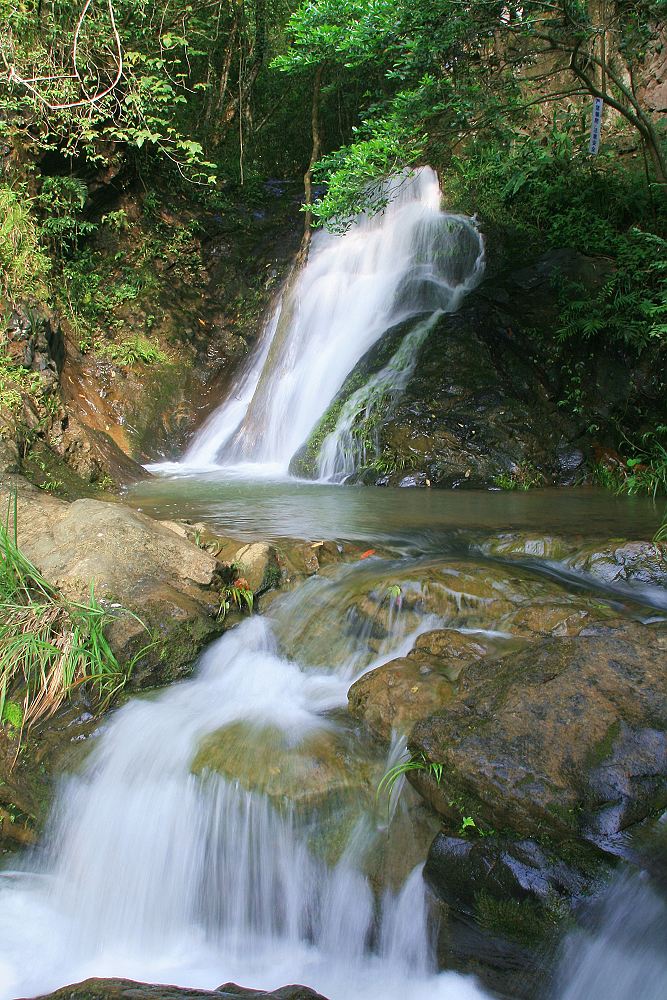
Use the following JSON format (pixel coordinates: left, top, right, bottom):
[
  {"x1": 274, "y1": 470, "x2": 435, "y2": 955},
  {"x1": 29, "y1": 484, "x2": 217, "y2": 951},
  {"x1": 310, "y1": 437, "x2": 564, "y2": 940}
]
[
  {"x1": 348, "y1": 656, "x2": 455, "y2": 742},
  {"x1": 292, "y1": 247, "x2": 665, "y2": 489},
  {"x1": 2, "y1": 478, "x2": 224, "y2": 685},
  {"x1": 347, "y1": 627, "x2": 489, "y2": 742},
  {"x1": 293, "y1": 250, "x2": 617, "y2": 487},
  {"x1": 409, "y1": 621, "x2": 667, "y2": 849},
  {"x1": 25, "y1": 978, "x2": 329, "y2": 1000},
  {"x1": 425, "y1": 835, "x2": 588, "y2": 940}
]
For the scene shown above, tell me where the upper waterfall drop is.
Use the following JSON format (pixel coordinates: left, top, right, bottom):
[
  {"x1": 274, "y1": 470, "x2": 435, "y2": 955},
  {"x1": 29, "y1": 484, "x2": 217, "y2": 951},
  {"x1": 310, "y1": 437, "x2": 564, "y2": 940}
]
[{"x1": 178, "y1": 167, "x2": 485, "y2": 475}]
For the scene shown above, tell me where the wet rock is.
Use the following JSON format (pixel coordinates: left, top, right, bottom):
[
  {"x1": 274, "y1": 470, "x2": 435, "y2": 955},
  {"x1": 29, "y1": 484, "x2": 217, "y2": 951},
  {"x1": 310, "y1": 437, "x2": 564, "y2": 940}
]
[
  {"x1": 567, "y1": 540, "x2": 667, "y2": 591},
  {"x1": 409, "y1": 621, "x2": 667, "y2": 848},
  {"x1": 398, "y1": 472, "x2": 429, "y2": 488},
  {"x1": 497, "y1": 601, "x2": 608, "y2": 638},
  {"x1": 25, "y1": 979, "x2": 329, "y2": 1000},
  {"x1": 348, "y1": 627, "x2": 492, "y2": 742},
  {"x1": 425, "y1": 835, "x2": 589, "y2": 935},
  {"x1": 1, "y1": 701, "x2": 100, "y2": 855},
  {"x1": 554, "y1": 446, "x2": 585, "y2": 485},
  {"x1": 1, "y1": 478, "x2": 224, "y2": 685},
  {"x1": 477, "y1": 532, "x2": 574, "y2": 561},
  {"x1": 409, "y1": 629, "x2": 488, "y2": 678},
  {"x1": 0, "y1": 726, "x2": 40, "y2": 852},
  {"x1": 274, "y1": 540, "x2": 323, "y2": 583},
  {"x1": 348, "y1": 657, "x2": 454, "y2": 742},
  {"x1": 192, "y1": 722, "x2": 374, "y2": 814}
]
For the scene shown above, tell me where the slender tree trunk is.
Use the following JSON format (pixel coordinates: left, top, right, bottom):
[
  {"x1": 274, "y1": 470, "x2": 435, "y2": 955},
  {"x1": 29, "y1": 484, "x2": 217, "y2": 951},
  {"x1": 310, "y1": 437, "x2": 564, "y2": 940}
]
[{"x1": 298, "y1": 63, "x2": 324, "y2": 264}]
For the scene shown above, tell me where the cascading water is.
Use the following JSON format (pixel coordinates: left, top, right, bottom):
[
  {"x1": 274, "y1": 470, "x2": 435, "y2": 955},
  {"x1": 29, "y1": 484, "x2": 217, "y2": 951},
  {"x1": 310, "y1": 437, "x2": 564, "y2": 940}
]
[
  {"x1": 553, "y1": 872, "x2": 667, "y2": 1000},
  {"x1": 173, "y1": 168, "x2": 484, "y2": 476},
  {"x1": 0, "y1": 566, "x2": 487, "y2": 1000},
  {"x1": 316, "y1": 312, "x2": 441, "y2": 482}
]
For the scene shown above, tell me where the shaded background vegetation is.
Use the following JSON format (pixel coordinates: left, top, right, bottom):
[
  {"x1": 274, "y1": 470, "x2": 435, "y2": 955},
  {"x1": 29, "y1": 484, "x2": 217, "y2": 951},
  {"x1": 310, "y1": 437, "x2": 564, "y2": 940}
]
[{"x1": 0, "y1": 0, "x2": 665, "y2": 492}]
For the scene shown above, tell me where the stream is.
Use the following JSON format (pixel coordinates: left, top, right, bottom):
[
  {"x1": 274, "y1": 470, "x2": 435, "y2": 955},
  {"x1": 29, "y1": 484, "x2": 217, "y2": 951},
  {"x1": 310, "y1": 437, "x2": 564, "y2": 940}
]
[{"x1": 1, "y1": 169, "x2": 665, "y2": 1000}]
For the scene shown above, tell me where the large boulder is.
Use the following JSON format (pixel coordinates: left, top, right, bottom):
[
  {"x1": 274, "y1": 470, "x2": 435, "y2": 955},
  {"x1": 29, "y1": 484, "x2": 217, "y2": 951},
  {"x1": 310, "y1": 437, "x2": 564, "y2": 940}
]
[
  {"x1": 347, "y1": 629, "x2": 489, "y2": 742},
  {"x1": 424, "y1": 835, "x2": 589, "y2": 942},
  {"x1": 25, "y1": 978, "x2": 328, "y2": 1000},
  {"x1": 192, "y1": 722, "x2": 374, "y2": 815},
  {"x1": 1, "y1": 478, "x2": 224, "y2": 685},
  {"x1": 192, "y1": 722, "x2": 376, "y2": 866},
  {"x1": 409, "y1": 621, "x2": 667, "y2": 851}
]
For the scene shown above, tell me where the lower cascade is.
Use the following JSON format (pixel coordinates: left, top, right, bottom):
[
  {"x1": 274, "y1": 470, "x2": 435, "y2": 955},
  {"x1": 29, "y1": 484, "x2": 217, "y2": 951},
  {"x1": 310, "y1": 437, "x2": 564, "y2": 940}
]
[
  {"x1": 0, "y1": 573, "x2": 485, "y2": 1000},
  {"x1": 173, "y1": 167, "x2": 485, "y2": 477}
]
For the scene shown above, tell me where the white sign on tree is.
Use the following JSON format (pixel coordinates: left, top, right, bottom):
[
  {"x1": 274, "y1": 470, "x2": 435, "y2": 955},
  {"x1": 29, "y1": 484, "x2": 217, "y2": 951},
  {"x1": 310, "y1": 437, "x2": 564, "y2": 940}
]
[{"x1": 589, "y1": 97, "x2": 604, "y2": 155}]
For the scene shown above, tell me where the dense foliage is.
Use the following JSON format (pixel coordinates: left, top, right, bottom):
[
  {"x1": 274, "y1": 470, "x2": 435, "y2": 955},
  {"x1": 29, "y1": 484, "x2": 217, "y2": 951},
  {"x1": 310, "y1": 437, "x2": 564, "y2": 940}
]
[{"x1": 0, "y1": 1, "x2": 665, "y2": 491}]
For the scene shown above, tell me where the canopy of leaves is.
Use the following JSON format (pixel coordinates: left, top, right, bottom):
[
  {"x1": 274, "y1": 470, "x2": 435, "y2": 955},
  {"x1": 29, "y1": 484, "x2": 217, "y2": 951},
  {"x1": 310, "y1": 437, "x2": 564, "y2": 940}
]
[{"x1": 275, "y1": 0, "x2": 666, "y2": 224}]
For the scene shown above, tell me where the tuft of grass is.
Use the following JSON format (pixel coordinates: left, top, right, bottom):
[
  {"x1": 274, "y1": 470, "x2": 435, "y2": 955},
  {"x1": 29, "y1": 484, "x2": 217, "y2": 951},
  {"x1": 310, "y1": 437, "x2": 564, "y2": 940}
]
[
  {"x1": 0, "y1": 498, "x2": 146, "y2": 739},
  {"x1": 96, "y1": 335, "x2": 167, "y2": 367},
  {"x1": 376, "y1": 752, "x2": 444, "y2": 801},
  {"x1": 493, "y1": 463, "x2": 543, "y2": 491}
]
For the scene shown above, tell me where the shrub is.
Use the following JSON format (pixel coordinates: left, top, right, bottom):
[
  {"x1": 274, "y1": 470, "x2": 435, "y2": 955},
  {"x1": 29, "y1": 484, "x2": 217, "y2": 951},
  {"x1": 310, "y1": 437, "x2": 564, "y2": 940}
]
[{"x1": 0, "y1": 185, "x2": 49, "y2": 303}]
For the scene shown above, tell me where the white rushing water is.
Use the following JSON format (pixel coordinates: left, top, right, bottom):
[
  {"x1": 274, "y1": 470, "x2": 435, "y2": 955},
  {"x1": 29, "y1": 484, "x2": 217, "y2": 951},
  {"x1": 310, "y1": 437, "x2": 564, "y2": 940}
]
[
  {"x1": 170, "y1": 167, "x2": 484, "y2": 477},
  {"x1": 0, "y1": 574, "x2": 488, "y2": 1000},
  {"x1": 554, "y1": 872, "x2": 667, "y2": 1000}
]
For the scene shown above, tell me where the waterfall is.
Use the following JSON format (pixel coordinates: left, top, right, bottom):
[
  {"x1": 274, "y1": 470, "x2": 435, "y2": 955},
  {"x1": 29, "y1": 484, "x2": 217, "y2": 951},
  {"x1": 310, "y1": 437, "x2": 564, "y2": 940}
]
[
  {"x1": 174, "y1": 168, "x2": 484, "y2": 477},
  {"x1": 315, "y1": 312, "x2": 442, "y2": 482},
  {"x1": 553, "y1": 872, "x2": 667, "y2": 999},
  {"x1": 0, "y1": 574, "x2": 487, "y2": 1000}
]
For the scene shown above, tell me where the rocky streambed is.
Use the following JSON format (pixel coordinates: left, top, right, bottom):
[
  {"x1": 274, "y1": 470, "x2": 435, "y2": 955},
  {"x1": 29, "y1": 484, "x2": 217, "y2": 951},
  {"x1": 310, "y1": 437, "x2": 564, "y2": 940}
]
[{"x1": 1, "y1": 478, "x2": 666, "y2": 1000}]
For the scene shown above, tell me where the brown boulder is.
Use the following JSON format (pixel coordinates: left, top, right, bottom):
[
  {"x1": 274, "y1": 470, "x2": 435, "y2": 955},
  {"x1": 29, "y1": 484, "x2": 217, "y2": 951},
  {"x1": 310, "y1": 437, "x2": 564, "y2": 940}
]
[
  {"x1": 25, "y1": 978, "x2": 328, "y2": 1000},
  {"x1": 1, "y1": 478, "x2": 224, "y2": 684},
  {"x1": 409, "y1": 621, "x2": 667, "y2": 849},
  {"x1": 348, "y1": 657, "x2": 454, "y2": 742}
]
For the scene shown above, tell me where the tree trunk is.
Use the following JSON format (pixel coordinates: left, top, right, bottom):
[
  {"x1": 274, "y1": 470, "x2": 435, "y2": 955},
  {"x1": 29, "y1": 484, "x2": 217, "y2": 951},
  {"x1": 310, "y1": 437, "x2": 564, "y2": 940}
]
[{"x1": 298, "y1": 63, "x2": 324, "y2": 265}]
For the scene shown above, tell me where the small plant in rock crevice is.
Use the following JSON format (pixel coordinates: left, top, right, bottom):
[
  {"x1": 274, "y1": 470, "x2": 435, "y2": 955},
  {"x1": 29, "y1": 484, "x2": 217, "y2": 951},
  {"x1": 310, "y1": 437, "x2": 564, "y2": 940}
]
[
  {"x1": 376, "y1": 752, "x2": 444, "y2": 801},
  {"x1": 493, "y1": 463, "x2": 543, "y2": 491},
  {"x1": 218, "y1": 564, "x2": 254, "y2": 621}
]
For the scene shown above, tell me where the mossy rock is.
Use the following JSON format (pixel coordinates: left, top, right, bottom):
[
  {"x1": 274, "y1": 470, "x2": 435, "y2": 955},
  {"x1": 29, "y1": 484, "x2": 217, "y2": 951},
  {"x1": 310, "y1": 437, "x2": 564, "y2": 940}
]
[
  {"x1": 191, "y1": 721, "x2": 375, "y2": 814},
  {"x1": 410, "y1": 621, "x2": 667, "y2": 847}
]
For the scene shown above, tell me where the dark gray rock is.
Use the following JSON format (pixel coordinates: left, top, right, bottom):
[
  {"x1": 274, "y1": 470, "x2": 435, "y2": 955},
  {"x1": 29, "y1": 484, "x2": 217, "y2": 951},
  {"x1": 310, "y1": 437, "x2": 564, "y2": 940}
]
[
  {"x1": 425, "y1": 835, "x2": 589, "y2": 917},
  {"x1": 25, "y1": 979, "x2": 328, "y2": 1000}
]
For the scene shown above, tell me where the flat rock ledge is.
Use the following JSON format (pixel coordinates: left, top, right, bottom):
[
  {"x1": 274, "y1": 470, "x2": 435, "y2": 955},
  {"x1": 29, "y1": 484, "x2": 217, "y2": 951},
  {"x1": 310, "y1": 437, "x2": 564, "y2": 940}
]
[{"x1": 0, "y1": 476, "x2": 362, "y2": 690}]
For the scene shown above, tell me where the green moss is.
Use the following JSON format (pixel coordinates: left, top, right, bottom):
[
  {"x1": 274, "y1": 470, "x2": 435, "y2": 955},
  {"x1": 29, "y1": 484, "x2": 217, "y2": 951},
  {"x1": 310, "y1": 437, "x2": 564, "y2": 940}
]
[
  {"x1": 587, "y1": 718, "x2": 622, "y2": 769},
  {"x1": 23, "y1": 442, "x2": 114, "y2": 500},
  {"x1": 474, "y1": 891, "x2": 558, "y2": 947}
]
